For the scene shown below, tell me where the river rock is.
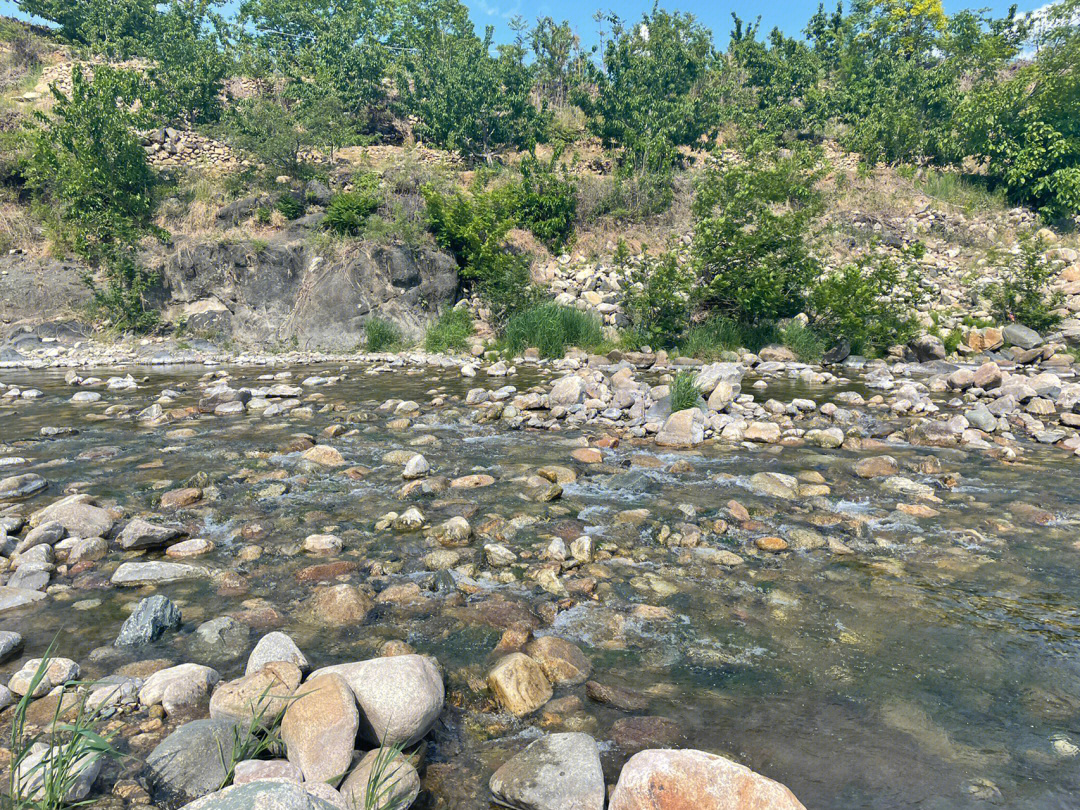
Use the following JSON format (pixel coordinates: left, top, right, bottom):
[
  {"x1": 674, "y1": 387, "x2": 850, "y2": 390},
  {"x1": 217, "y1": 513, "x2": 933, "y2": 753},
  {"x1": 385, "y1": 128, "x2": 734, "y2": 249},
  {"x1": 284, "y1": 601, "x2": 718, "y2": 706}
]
[
  {"x1": 14, "y1": 742, "x2": 101, "y2": 803},
  {"x1": 0, "y1": 586, "x2": 47, "y2": 613},
  {"x1": 140, "y1": 663, "x2": 221, "y2": 714},
  {"x1": 489, "y1": 732, "x2": 604, "y2": 810},
  {"x1": 655, "y1": 409, "x2": 704, "y2": 447},
  {"x1": 178, "y1": 780, "x2": 339, "y2": 810},
  {"x1": 115, "y1": 594, "x2": 182, "y2": 647},
  {"x1": 246, "y1": 631, "x2": 309, "y2": 675},
  {"x1": 1003, "y1": 323, "x2": 1042, "y2": 349},
  {"x1": 9, "y1": 657, "x2": 79, "y2": 697},
  {"x1": 306, "y1": 584, "x2": 372, "y2": 625},
  {"x1": 748, "y1": 472, "x2": 799, "y2": 500},
  {"x1": 608, "y1": 748, "x2": 806, "y2": 810},
  {"x1": 117, "y1": 518, "x2": 184, "y2": 550},
  {"x1": 209, "y1": 662, "x2": 301, "y2": 726},
  {"x1": 488, "y1": 653, "x2": 552, "y2": 717},
  {"x1": 232, "y1": 759, "x2": 303, "y2": 785},
  {"x1": 339, "y1": 748, "x2": 421, "y2": 810},
  {"x1": 145, "y1": 718, "x2": 239, "y2": 805},
  {"x1": 309, "y1": 654, "x2": 443, "y2": 746},
  {"x1": 281, "y1": 672, "x2": 358, "y2": 785},
  {"x1": 0, "y1": 630, "x2": 23, "y2": 663},
  {"x1": 191, "y1": 616, "x2": 249, "y2": 661},
  {"x1": 111, "y1": 561, "x2": 207, "y2": 586},
  {"x1": 14, "y1": 520, "x2": 64, "y2": 554},
  {"x1": 302, "y1": 445, "x2": 345, "y2": 467},
  {"x1": 854, "y1": 456, "x2": 899, "y2": 479},
  {"x1": 0, "y1": 474, "x2": 47, "y2": 501},
  {"x1": 28, "y1": 495, "x2": 116, "y2": 537},
  {"x1": 549, "y1": 376, "x2": 586, "y2": 407},
  {"x1": 524, "y1": 636, "x2": 591, "y2": 686}
]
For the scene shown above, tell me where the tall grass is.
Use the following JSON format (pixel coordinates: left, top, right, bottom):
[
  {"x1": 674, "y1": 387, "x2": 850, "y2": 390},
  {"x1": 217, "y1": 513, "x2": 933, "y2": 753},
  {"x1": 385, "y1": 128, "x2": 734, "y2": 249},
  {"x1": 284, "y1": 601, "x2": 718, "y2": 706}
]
[
  {"x1": 424, "y1": 308, "x2": 473, "y2": 353},
  {"x1": 669, "y1": 370, "x2": 699, "y2": 412},
  {"x1": 502, "y1": 303, "x2": 603, "y2": 358},
  {"x1": 677, "y1": 317, "x2": 824, "y2": 362},
  {"x1": 365, "y1": 318, "x2": 402, "y2": 352},
  {"x1": 917, "y1": 169, "x2": 1007, "y2": 215},
  {"x1": 780, "y1": 321, "x2": 825, "y2": 362}
]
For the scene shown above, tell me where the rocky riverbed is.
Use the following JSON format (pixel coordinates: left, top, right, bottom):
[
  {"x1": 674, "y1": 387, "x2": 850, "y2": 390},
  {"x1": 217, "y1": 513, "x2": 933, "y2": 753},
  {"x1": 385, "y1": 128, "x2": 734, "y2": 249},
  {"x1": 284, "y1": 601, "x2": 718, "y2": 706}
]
[{"x1": 1, "y1": 347, "x2": 1080, "y2": 809}]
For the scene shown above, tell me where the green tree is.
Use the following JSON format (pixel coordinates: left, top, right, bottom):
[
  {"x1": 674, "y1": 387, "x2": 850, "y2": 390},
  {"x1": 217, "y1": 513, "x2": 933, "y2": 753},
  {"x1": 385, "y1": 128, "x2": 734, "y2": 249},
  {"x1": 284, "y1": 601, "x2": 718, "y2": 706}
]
[
  {"x1": 26, "y1": 66, "x2": 162, "y2": 330},
  {"x1": 621, "y1": 247, "x2": 692, "y2": 347},
  {"x1": 220, "y1": 95, "x2": 311, "y2": 176},
  {"x1": 17, "y1": 0, "x2": 155, "y2": 56},
  {"x1": 399, "y1": 0, "x2": 546, "y2": 162},
  {"x1": 527, "y1": 17, "x2": 590, "y2": 108},
  {"x1": 693, "y1": 143, "x2": 825, "y2": 324}
]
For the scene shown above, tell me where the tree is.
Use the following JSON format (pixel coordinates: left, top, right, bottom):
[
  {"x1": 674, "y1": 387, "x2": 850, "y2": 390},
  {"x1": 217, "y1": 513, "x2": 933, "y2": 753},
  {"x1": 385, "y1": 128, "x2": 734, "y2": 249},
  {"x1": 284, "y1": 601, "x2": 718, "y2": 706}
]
[
  {"x1": 693, "y1": 143, "x2": 825, "y2": 324},
  {"x1": 398, "y1": 0, "x2": 546, "y2": 162},
  {"x1": 18, "y1": 0, "x2": 155, "y2": 55},
  {"x1": 220, "y1": 95, "x2": 312, "y2": 176},
  {"x1": 527, "y1": 17, "x2": 589, "y2": 109},
  {"x1": 26, "y1": 66, "x2": 162, "y2": 330},
  {"x1": 143, "y1": 0, "x2": 233, "y2": 126},
  {"x1": 958, "y1": 0, "x2": 1080, "y2": 221}
]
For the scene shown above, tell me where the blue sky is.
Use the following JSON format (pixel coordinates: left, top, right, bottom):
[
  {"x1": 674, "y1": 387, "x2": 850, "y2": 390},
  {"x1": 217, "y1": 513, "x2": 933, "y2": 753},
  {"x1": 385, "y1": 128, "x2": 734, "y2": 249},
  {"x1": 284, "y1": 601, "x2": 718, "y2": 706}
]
[{"x1": 0, "y1": 0, "x2": 1047, "y2": 48}]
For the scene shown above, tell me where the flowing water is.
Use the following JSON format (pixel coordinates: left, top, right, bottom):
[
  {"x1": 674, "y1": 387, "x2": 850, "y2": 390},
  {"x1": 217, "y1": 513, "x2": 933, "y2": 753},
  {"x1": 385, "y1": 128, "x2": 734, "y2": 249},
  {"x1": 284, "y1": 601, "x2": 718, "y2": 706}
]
[{"x1": 2, "y1": 362, "x2": 1080, "y2": 809}]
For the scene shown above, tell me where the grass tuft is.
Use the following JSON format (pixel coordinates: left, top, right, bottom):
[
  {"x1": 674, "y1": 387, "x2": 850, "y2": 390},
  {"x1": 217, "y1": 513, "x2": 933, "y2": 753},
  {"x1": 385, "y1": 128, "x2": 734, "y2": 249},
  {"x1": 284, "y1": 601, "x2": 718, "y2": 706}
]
[
  {"x1": 669, "y1": 370, "x2": 699, "y2": 412},
  {"x1": 502, "y1": 303, "x2": 603, "y2": 358},
  {"x1": 424, "y1": 308, "x2": 473, "y2": 354},
  {"x1": 365, "y1": 318, "x2": 402, "y2": 353}
]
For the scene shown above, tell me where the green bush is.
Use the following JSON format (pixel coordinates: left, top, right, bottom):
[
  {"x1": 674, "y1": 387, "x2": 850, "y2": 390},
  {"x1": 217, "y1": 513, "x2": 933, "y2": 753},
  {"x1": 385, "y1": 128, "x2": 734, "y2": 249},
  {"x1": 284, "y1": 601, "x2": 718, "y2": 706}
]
[
  {"x1": 987, "y1": 239, "x2": 1063, "y2": 333},
  {"x1": 365, "y1": 318, "x2": 402, "y2": 352},
  {"x1": 621, "y1": 247, "x2": 691, "y2": 348},
  {"x1": 502, "y1": 303, "x2": 603, "y2": 358},
  {"x1": 693, "y1": 143, "x2": 824, "y2": 324},
  {"x1": 324, "y1": 185, "x2": 381, "y2": 236},
  {"x1": 219, "y1": 97, "x2": 311, "y2": 178},
  {"x1": 511, "y1": 151, "x2": 577, "y2": 250},
  {"x1": 17, "y1": 0, "x2": 155, "y2": 56},
  {"x1": 669, "y1": 370, "x2": 700, "y2": 412},
  {"x1": 275, "y1": 195, "x2": 305, "y2": 221},
  {"x1": 810, "y1": 249, "x2": 925, "y2": 355},
  {"x1": 424, "y1": 308, "x2": 473, "y2": 353}
]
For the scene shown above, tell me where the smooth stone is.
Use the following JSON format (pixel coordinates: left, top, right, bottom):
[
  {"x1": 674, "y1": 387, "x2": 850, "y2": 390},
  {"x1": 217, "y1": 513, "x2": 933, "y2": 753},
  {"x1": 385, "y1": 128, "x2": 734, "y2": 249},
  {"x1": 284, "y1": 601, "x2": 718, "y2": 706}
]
[
  {"x1": 489, "y1": 732, "x2": 604, "y2": 810},
  {"x1": 111, "y1": 561, "x2": 208, "y2": 586},
  {"x1": 523, "y1": 636, "x2": 591, "y2": 686},
  {"x1": 145, "y1": 719, "x2": 240, "y2": 805},
  {"x1": 488, "y1": 653, "x2": 552, "y2": 717},
  {"x1": 281, "y1": 673, "x2": 358, "y2": 786},
  {"x1": 117, "y1": 518, "x2": 184, "y2": 550},
  {"x1": 209, "y1": 662, "x2": 301, "y2": 726},
  {"x1": 174, "y1": 775, "x2": 339, "y2": 810},
  {"x1": 246, "y1": 631, "x2": 309, "y2": 675},
  {"x1": 339, "y1": 748, "x2": 421, "y2": 810},
  {"x1": 28, "y1": 496, "x2": 115, "y2": 537}
]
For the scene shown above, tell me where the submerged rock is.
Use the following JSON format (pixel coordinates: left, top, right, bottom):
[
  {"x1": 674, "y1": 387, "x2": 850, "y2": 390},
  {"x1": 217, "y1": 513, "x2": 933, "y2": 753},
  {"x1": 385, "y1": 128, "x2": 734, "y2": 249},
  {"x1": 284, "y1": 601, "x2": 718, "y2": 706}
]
[
  {"x1": 489, "y1": 732, "x2": 604, "y2": 810},
  {"x1": 115, "y1": 594, "x2": 182, "y2": 647}
]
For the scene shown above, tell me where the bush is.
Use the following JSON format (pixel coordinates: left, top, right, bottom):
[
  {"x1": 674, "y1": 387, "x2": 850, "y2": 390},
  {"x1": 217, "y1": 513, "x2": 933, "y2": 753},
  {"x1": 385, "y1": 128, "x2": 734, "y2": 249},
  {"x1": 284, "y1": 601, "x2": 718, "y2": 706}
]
[
  {"x1": 987, "y1": 238, "x2": 1063, "y2": 332},
  {"x1": 17, "y1": 0, "x2": 155, "y2": 56},
  {"x1": 365, "y1": 318, "x2": 402, "y2": 352},
  {"x1": 510, "y1": 151, "x2": 577, "y2": 250},
  {"x1": 669, "y1": 370, "x2": 700, "y2": 412},
  {"x1": 324, "y1": 185, "x2": 381, "y2": 236},
  {"x1": 220, "y1": 97, "x2": 311, "y2": 178},
  {"x1": 621, "y1": 247, "x2": 691, "y2": 348},
  {"x1": 502, "y1": 303, "x2": 603, "y2": 358},
  {"x1": 693, "y1": 143, "x2": 824, "y2": 324},
  {"x1": 275, "y1": 195, "x2": 305, "y2": 220},
  {"x1": 810, "y1": 249, "x2": 925, "y2": 355},
  {"x1": 424, "y1": 308, "x2": 473, "y2": 353}
]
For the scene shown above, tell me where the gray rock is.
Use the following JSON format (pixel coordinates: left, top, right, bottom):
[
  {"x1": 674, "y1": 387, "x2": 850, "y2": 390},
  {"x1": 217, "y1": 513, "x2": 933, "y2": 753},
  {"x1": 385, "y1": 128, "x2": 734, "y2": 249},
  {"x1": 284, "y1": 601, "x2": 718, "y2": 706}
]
[
  {"x1": 117, "y1": 518, "x2": 184, "y2": 550},
  {"x1": 115, "y1": 595, "x2": 182, "y2": 647},
  {"x1": 145, "y1": 719, "x2": 240, "y2": 806},
  {"x1": 0, "y1": 586, "x2": 47, "y2": 613},
  {"x1": 489, "y1": 732, "x2": 604, "y2": 810},
  {"x1": 0, "y1": 630, "x2": 23, "y2": 662},
  {"x1": 909, "y1": 335, "x2": 945, "y2": 362},
  {"x1": 111, "y1": 561, "x2": 208, "y2": 586},
  {"x1": 1003, "y1": 323, "x2": 1043, "y2": 350},
  {"x1": 246, "y1": 631, "x2": 309, "y2": 676},
  {"x1": 178, "y1": 781, "x2": 338, "y2": 810},
  {"x1": 0, "y1": 474, "x2": 47, "y2": 502},
  {"x1": 14, "y1": 521, "x2": 64, "y2": 554},
  {"x1": 7, "y1": 568, "x2": 50, "y2": 591},
  {"x1": 28, "y1": 496, "x2": 116, "y2": 538},
  {"x1": 190, "y1": 617, "x2": 248, "y2": 661}
]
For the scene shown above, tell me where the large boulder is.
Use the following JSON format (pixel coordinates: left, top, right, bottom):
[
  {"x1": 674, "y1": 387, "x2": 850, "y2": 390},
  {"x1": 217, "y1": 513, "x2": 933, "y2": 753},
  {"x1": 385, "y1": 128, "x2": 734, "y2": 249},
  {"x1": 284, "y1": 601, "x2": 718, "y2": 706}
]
[
  {"x1": 309, "y1": 654, "x2": 443, "y2": 746},
  {"x1": 1003, "y1": 323, "x2": 1042, "y2": 350},
  {"x1": 489, "y1": 732, "x2": 604, "y2": 810},
  {"x1": 655, "y1": 409, "x2": 704, "y2": 448},
  {"x1": 209, "y1": 662, "x2": 301, "y2": 727},
  {"x1": 280, "y1": 673, "x2": 358, "y2": 786},
  {"x1": 609, "y1": 749, "x2": 805, "y2": 810},
  {"x1": 549, "y1": 376, "x2": 586, "y2": 408},
  {"x1": 145, "y1": 719, "x2": 240, "y2": 806}
]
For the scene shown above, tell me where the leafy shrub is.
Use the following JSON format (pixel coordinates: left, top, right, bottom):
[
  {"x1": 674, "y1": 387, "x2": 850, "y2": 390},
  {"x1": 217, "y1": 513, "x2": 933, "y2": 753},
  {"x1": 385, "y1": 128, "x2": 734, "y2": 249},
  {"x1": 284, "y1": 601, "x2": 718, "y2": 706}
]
[
  {"x1": 510, "y1": 151, "x2": 577, "y2": 250},
  {"x1": 987, "y1": 239, "x2": 1063, "y2": 333},
  {"x1": 810, "y1": 248, "x2": 926, "y2": 355},
  {"x1": 220, "y1": 97, "x2": 311, "y2": 178},
  {"x1": 943, "y1": 327, "x2": 963, "y2": 355},
  {"x1": 18, "y1": 0, "x2": 155, "y2": 56},
  {"x1": 365, "y1": 318, "x2": 402, "y2": 352},
  {"x1": 621, "y1": 247, "x2": 691, "y2": 348},
  {"x1": 275, "y1": 195, "x2": 305, "y2": 221},
  {"x1": 255, "y1": 207, "x2": 272, "y2": 225},
  {"x1": 693, "y1": 144, "x2": 824, "y2": 324},
  {"x1": 324, "y1": 186, "x2": 381, "y2": 236},
  {"x1": 424, "y1": 308, "x2": 473, "y2": 353},
  {"x1": 502, "y1": 303, "x2": 603, "y2": 358},
  {"x1": 669, "y1": 370, "x2": 700, "y2": 412}
]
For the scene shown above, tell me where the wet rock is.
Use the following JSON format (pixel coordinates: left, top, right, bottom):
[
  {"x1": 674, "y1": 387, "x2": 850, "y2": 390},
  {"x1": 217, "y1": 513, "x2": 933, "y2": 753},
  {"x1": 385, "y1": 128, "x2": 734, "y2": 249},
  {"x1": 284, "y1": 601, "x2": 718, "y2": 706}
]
[
  {"x1": 0, "y1": 474, "x2": 47, "y2": 501},
  {"x1": 486, "y1": 543, "x2": 518, "y2": 567},
  {"x1": 755, "y1": 536, "x2": 789, "y2": 553},
  {"x1": 586, "y1": 681, "x2": 649, "y2": 712},
  {"x1": 571, "y1": 448, "x2": 603, "y2": 464},
  {"x1": 117, "y1": 518, "x2": 184, "y2": 550},
  {"x1": 310, "y1": 654, "x2": 444, "y2": 746},
  {"x1": 488, "y1": 653, "x2": 552, "y2": 717},
  {"x1": 111, "y1": 561, "x2": 207, "y2": 586},
  {"x1": 210, "y1": 662, "x2": 301, "y2": 726},
  {"x1": 115, "y1": 594, "x2": 182, "y2": 647},
  {"x1": 0, "y1": 586, "x2": 47, "y2": 613},
  {"x1": 167, "y1": 538, "x2": 215, "y2": 558},
  {"x1": 489, "y1": 732, "x2": 604, "y2": 810},
  {"x1": 524, "y1": 636, "x2": 591, "y2": 686},
  {"x1": 748, "y1": 472, "x2": 799, "y2": 500},
  {"x1": 307, "y1": 584, "x2": 372, "y2": 626},
  {"x1": 232, "y1": 759, "x2": 303, "y2": 785},
  {"x1": 402, "y1": 454, "x2": 430, "y2": 479},
  {"x1": 67, "y1": 536, "x2": 108, "y2": 563},
  {"x1": 655, "y1": 409, "x2": 704, "y2": 447},
  {"x1": 609, "y1": 748, "x2": 806, "y2": 810},
  {"x1": 15, "y1": 520, "x2": 64, "y2": 554},
  {"x1": 340, "y1": 748, "x2": 421, "y2": 810},
  {"x1": 610, "y1": 716, "x2": 682, "y2": 753},
  {"x1": 302, "y1": 445, "x2": 345, "y2": 467},
  {"x1": 745, "y1": 422, "x2": 782, "y2": 443},
  {"x1": 28, "y1": 495, "x2": 116, "y2": 538},
  {"x1": 0, "y1": 630, "x2": 23, "y2": 663},
  {"x1": 246, "y1": 631, "x2": 309, "y2": 675},
  {"x1": 191, "y1": 616, "x2": 249, "y2": 661},
  {"x1": 303, "y1": 534, "x2": 343, "y2": 555},
  {"x1": 854, "y1": 456, "x2": 899, "y2": 479},
  {"x1": 450, "y1": 474, "x2": 495, "y2": 489},
  {"x1": 281, "y1": 672, "x2": 358, "y2": 785},
  {"x1": 139, "y1": 663, "x2": 221, "y2": 714},
  {"x1": 145, "y1": 718, "x2": 239, "y2": 805},
  {"x1": 433, "y1": 516, "x2": 472, "y2": 546},
  {"x1": 161, "y1": 487, "x2": 202, "y2": 510}
]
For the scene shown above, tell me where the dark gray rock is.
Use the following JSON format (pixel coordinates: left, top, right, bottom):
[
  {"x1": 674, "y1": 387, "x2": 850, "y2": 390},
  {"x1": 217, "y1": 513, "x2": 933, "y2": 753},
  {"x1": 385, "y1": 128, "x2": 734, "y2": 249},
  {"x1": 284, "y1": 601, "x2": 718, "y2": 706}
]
[
  {"x1": 1003, "y1": 323, "x2": 1043, "y2": 350},
  {"x1": 115, "y1": 595, "x2": 182, "y2": 647},
  {"x1": 117, "y1": 518, "x2": 184, "y2": 550},
  {"x1": 145, "y1": 719, "x2": 239, "y2": 807},
  {"x1": 189, "y1": 617, "x2": 248, "y2": 662}
]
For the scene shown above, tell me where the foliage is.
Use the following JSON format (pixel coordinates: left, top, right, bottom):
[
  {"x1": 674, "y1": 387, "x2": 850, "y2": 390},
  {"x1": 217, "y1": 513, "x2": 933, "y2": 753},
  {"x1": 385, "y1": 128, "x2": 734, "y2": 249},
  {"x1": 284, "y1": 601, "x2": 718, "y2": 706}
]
[
  {"x1": 365, "y1": 317, "x2": 402, "y2": 352},
  {"x1": 398, "y1": 1, "x2": 547, "y2": 162},
  {"x1": 8, "y1": 648, "x2": 123, "y2": 810},
  {"x1": 17, "y1": 0, "x2": 155, "y2": 56},
  {"x1": 958, "y1": 0, "x2": 1080, "y2": 222},
  {"x1": 216, "y1": 685, "x2": 291, "y2": 790},
  {"x1": 274, "y1": 194, "x2": 304, "y2": 220},
  {"x1": 620, "y1": 246, "x2": 691, "y2": 347},
  {"x1": 324, "y1": 184, "x2": 381, "y2": 236},
  {"x1": 502, "y1": 303, "x2": 603, "y2": 358},
  {"x1": 509, "y1": 151, "x2": 577, "y2": 250},
  {"x1": 424, "y1": 307, "x2": 473, "y2": 353},
  {"x1": 526, "y1": 16, "x2": 591, "y2": 109},
  {"x1": 810, "y1": 247, "x2": 926, "y2": 354},
  {"x1": 987, "y1": 238, "x2": 1063, "y2": 332},
  {"x1": 779, "y1": 320, "x2": 825, "y2": 361},
  {"x1": 669, "y1": 370, "x2": 700, "y2": 412},
  {"x1": 142, "y1": 0, "x2": 233, "y2": 126},
  {"x1": 25, "y1": 66, "x2": 161, "y2": 331},
  {"x1": 693, "y1": 143, "x2": 825, "y2": 324},
  {"x1": 219, "y1": 96, "x2": 311, "y2": 177},
  {"x1": 362, "y1": 744, "x2": 412, "y2": 810}
]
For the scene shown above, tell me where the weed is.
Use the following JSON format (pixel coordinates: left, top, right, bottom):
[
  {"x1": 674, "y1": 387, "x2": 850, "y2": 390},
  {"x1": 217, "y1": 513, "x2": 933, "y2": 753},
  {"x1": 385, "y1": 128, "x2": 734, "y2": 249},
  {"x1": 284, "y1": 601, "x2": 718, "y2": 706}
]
[
  {"x1": 669, "y1": 370, "x2": 699, "y2": 412},
  {"x1": 424, "y1": 308, "x2": 473, "y2": 354},
  {"x1": 365, "y1": 318, "x2": 402, "y2": 353},
  {"x1": 502, "y1": 303, "x2": 603, "y2": 358}
]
